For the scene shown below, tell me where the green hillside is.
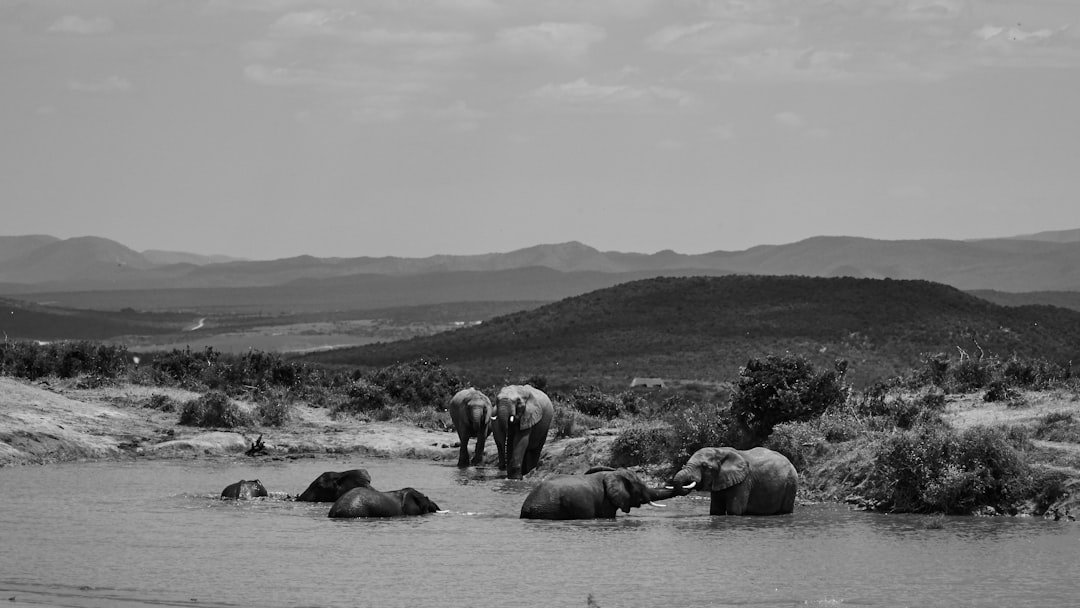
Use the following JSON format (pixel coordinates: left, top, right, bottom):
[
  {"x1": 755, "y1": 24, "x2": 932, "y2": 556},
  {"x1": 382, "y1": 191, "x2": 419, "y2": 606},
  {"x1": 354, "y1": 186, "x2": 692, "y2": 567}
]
[{"x1": 303, "y1": 275, "x2": 1080, "y2": 388}]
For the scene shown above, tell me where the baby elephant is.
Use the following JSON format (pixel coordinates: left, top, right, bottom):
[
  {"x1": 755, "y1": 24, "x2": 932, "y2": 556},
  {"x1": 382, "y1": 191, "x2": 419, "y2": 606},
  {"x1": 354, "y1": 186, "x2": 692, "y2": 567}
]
[
  {"x1": 328, "y1": 486, "x2": 442, "y2": 518},
  {"x1": 220, "y1": 479, "x2": 268, "y2": 500}
]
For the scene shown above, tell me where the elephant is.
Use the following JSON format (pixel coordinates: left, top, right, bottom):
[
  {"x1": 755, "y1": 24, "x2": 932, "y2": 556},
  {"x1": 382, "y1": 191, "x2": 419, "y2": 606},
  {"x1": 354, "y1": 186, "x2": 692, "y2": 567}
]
[
  {"x1": 221, "y1": 479, "x2": 268, "y2": 500},
  {"x1": 669, "y1": 447, "x2": 798, "y2": 515},
  {"x1": 327, "y1": 486, "x2": 442, "y2": 518},
  {"x1": 491, "y1": 384, "x2": 555, "y2": 479},
  {"x1": 520, "y1": 466, "x2": 688, "y2": 519},
  {"x1": 447, "y1": 387, "x2": 493, "y2": 468},
  {"x1": 296, "y1": 469, "x2": 372, "y2": 502}
]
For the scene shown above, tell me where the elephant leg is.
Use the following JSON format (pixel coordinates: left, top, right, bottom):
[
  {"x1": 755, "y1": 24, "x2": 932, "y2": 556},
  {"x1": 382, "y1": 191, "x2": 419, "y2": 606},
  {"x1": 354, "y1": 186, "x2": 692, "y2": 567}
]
[
  {"x1": 471, "y1": 431, "x2": 487, "y2": 466},
  {"x1": 456, "y1": 432, "x2": 471, "y2": 468},
  {"x1": 710, "y1": 490, "x2": 729, "y2": 515},
  {"x1": 522, "y1": 446, "x2": 541, "y2": 476}
]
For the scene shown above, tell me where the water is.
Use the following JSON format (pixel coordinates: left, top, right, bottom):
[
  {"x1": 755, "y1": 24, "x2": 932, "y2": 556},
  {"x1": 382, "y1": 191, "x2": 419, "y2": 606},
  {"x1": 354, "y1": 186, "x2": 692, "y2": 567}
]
[{"x1": 1, "y1": 458, "x2": 1077, "y2": 608}]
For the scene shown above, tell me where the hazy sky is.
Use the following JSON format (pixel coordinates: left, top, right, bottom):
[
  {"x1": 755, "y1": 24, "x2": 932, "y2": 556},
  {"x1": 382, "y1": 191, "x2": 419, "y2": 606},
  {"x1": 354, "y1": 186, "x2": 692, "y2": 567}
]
[{"x1": 2, "y1": 0, "x2": 1078, "y2": 260}]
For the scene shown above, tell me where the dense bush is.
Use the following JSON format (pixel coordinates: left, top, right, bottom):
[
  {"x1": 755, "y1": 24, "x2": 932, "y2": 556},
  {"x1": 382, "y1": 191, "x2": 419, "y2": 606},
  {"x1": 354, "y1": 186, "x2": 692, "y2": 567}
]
[
  {"x1": 256, "y1": 396, "x2": 294, "y2": 427},
  {"x1": 0, "y1": 340, "x2": 131, "y2": 380},
  {"x1": 332, "y1": 379, "x2": 392, "y2": 418},
  {"x1": 551, "y1": 405, "x2": 602, "y2": 439},
  {"x1": 567, "y1": 386, "x2": 624, "y2": 419},
  {"x1": 367, "y1": 357, "x2": 465, "y2": 409},
  {"x1": 610, "y1": 424, "x2": 674, "y2": 468},
  {"x1": 178, "y1": 391, "x2": 254, "y2": 429},
  {"x1": 861, "y1": 424, "x2": 1033, "y2": 514},
  {"x1": 730, "y1": 355, "x2": 848, "y2": 442}
]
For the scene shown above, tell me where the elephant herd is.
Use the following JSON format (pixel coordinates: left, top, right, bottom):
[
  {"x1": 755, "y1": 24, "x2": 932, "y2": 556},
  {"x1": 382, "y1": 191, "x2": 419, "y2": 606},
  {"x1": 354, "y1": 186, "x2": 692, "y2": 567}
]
[{"x1": 221, "y1": 382, "x2": 799, "y2": 520}]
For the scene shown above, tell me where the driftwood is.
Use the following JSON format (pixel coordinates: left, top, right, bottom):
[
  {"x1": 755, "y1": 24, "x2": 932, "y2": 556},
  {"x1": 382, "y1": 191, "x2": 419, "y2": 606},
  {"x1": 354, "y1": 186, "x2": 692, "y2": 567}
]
[{"x1": 245, "y1": 434, "x2": 267, "y2": 457}]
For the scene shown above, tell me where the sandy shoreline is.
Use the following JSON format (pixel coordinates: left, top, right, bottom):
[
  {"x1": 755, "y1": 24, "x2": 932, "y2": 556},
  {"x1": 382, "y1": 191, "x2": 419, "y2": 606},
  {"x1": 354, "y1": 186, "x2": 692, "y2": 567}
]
[{"x1": 0, "y1": 376, "x2": 615, "y2": 475}]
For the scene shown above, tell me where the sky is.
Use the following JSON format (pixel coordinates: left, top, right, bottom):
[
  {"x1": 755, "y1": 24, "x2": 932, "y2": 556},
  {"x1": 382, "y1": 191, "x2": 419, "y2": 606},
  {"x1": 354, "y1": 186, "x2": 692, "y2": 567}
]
[{"x1": 1, "y1": 0, "x2": 1078, "y2": 260}]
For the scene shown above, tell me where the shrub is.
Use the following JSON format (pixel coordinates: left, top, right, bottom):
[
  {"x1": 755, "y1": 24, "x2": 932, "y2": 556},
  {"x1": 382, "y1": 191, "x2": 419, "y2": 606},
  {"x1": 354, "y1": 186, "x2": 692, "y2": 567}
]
[
  {"x1": 257, "y1": 398, "x2": 294, "y2": 427},
  {"x1": 145, "y1": 393, "x2": 177, "y2": 412},
  {"x1": 610, "y1": 424, "x2": 675, "y2": 468},
  {"x1": 730, "y1": 355, "x2": 847, "y2": 442},
  {"x1": 332, "y1": 379, "x2": 392, "y2": 418},
  {"x1": 861, "y1": 424, "x2": 1033, "y2": 514},
  {"x1": 368, "y1": 357, "x2": 465, "y2": 409},
  {"x1": 567, "y1": 386, "x2": 623, "y2": 419},
  {"x1": 552, "y1": 406, "x2": 602, "y2": 439},
  {"x1": 764, "y1": 421, "x2": 823, "y2": 470},
  {"x1": 178, "y1": 391, "x2": 254, "y2": 429},
  {"x1": 1033, "y1": 412, "x2": 1080, "y2": 443},
  {"x1": 662, "y1": 400, "x2": 736, "y2": 468}
]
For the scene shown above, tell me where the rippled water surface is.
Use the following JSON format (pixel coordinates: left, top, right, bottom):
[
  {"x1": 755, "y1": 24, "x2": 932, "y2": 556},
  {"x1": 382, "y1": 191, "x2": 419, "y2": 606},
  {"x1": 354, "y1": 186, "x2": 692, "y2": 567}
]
[{"x1": 1, "y1": 459, "x2": 1076, "y2": 607}]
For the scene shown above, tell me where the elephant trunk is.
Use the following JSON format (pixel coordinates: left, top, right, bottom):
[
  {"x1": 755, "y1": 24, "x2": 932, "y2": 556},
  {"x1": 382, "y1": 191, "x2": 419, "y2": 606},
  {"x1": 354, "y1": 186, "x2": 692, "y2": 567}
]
[{"x1": 667, "y1": 468, "x2": 699, "y2": 493}]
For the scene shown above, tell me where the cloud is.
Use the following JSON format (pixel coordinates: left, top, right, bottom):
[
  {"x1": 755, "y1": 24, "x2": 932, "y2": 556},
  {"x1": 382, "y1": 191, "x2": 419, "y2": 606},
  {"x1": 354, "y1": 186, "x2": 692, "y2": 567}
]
[
  {"x1": 47, "y1": 15, "x2": 114, "y2": 35},
  {"x1": 68, "y1": 75, "x2": 131, "y2": 92},
  {"x1": 969, "y1": 23, "x2": 1080, "y2": 68},
  {"x1": 773, "y1": 111, "x2": 804, "y2": 128},
  {"x1": 431, "y1": 100, "x2": 484, "y2": 131},
  {"x1": 268, "y1": 10, "x2": 356, "y2": 37},
  {"x1": 527, "y1": 77, "x2": 696, "y2": 112},
  {"x1": 494, "y1": 22, "x2": 606, "y2": 62},
  {"x1": 647, "y1": 20, "x2": 794, "y2": 53}
]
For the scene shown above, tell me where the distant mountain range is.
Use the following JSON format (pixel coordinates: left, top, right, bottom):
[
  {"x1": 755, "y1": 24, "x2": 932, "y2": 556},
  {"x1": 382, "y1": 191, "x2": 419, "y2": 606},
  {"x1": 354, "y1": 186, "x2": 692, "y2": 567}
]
[{"x1": 1, "y1": 230, "x2": 1080, "y2": 312}]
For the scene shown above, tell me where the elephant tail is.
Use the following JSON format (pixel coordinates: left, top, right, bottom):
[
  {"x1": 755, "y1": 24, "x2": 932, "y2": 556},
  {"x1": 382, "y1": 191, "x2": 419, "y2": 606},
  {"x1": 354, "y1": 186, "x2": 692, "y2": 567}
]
[{"x1": 468, "y1": 404, "x2": 489, "y2": 434}]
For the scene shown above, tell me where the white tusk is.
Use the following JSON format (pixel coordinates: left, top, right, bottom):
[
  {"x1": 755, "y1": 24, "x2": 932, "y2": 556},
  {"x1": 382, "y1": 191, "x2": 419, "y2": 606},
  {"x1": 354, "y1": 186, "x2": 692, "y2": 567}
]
[
  {"x1": 509, "y1": 415, "x2": 515, "y2": 423},
  {"x1": 436, "y1": 510, "x2": 450, "y2": 514},
  {"x1": 681, "y1": 481, "x2": 696, "y2": 490},
  {"x1": 648, "y1": 501, "x2": 666, "y2": 508}
]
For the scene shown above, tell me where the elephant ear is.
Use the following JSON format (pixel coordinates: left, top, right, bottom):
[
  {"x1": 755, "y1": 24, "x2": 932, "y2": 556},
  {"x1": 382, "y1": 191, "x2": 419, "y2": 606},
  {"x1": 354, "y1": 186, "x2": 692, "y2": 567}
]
[
  {"x1": 518, "y1": 388, "x2": 543, "y2": 430},
  {"x1": 603, "y1": 472, "x2": 634, "y2": 513},
  {"x1": 714, "y1": 450, "x2": 750, "y2": 489}
]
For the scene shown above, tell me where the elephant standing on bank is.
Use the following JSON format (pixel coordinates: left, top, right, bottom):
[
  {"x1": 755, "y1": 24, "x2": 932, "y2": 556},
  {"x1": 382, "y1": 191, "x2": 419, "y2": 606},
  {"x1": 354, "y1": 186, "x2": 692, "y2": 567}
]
[
  {"x1": 296, "y1": 469, "x2": 372, "y2": 502},
  {"x1": 491, "y1": 384, "x2": 554, "y2": 480},
  {"x1": 520, "y1": 466, "x2": 688, "y2": 519},
  {"x1": 327, "y1": 486, "x2": 442, "y2": 518},
  {"x1": 221, "y1": 479, "x2": 268, "y2": 500},
  {"x1": 448, "y1": 387, "x2": 493, "y2": 468},
  {"x1": 669, "y1": 447, "x2": 797, "y2": 515}
]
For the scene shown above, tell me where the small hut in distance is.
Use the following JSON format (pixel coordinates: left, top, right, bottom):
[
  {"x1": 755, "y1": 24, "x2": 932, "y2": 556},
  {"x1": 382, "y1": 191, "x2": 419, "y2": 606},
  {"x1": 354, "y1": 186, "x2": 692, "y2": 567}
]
[{"x1": 630, "y1": 377, "x2": 665, "y2": 389}]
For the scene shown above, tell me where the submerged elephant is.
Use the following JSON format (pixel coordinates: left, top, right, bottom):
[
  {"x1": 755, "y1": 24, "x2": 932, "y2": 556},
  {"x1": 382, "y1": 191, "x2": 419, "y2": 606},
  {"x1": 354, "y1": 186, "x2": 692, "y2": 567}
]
[
  {"x1": 520, "y1": 466, "x2": 687, "y2": 519},
  {"x1": 669, "y1": 447, "x2": 797, "y2": 515},
  {"x1": 491, "y1": 384, "x2": 554, "y2": 479},
  {"x1": 327, "y1": 486, "x2": 442, "y2": 518},
  {"x1": 296, "y1": 469, "x2": 372, "y2": 502},
  {"x1": 448, "y1": 387, "x2": 493, "y2": 468},
  {"x1": 221, "y1": 479, "x2": 268, "y2": 500}
]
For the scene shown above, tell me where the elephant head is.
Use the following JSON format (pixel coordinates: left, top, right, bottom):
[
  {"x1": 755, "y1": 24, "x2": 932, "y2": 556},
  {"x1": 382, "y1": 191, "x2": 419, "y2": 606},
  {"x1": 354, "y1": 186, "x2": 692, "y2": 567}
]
[
  {"x1": 398, "y1": 488, "x2": 442, "y2": 516},
  {"x1": 588, "y1": 466, "x2": 678, "y2": 514},
  {"x1": 494, "y1": 385, "x2": 546, "y2": 430},
  {"x1": 221, "y1": 479, "x2": 268, "y2": 500},
  {"x1": 296, "y1": 469, "x2": 372, "y2": 502},
  {"x1": 671, "y1": 447, "x2": 741, "y2": 493}
]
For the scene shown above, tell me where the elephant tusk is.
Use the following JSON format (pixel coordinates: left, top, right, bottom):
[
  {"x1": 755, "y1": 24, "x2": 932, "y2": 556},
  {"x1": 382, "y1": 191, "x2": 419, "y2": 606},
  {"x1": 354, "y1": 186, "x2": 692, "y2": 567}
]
[
  {"x1": 648, "y1": 501, "x2": 666, "y2": 508},
  {"x1": 436, "y1": 510, "x2": 450, "y2": 514},
  {"x1": 509, "y1": 415, "x2": 515, "y2": 424},
  {"x1": 665, "y1": 481, "x2": 696, "y2": 490}
]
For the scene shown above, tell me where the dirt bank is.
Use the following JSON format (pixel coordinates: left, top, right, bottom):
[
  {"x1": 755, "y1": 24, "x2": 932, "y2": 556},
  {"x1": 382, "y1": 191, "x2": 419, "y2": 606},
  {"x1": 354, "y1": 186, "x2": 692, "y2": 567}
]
[{"x1": 0, "y1": 377, "x2": 614, "y2": 474}]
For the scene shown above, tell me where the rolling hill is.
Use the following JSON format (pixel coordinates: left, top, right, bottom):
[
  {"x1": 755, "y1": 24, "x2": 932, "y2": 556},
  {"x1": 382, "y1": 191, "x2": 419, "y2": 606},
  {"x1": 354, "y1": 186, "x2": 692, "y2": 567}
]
[{"x1": 301, "y1": 275, "x2": 1080, "y2": 388}]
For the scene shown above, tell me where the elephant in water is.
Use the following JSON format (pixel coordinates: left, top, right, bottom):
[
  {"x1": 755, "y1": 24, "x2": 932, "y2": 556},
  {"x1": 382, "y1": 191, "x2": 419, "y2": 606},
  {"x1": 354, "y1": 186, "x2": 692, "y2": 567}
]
[
  {"x1": 491, "y1": 384, "x2": 554, "y2": 479},
  {"x1": 221, "y1": 479, "x2": 268, "y2": 500},
  {"x1": 327, "y1": 486, "x2": 442, "y2": 518},
  {"x1": 296, "y1": 469, "x2": 372, "y2": 502},
  {"x1": 669, "y1": 447, "x2": 797, "y2": 515},
  {"x1": 520, "y1": 466, "x2": 688, "y2": 519},
  {"x1": 447, "y1": 387, "x2": 493, "y2": 468}
]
